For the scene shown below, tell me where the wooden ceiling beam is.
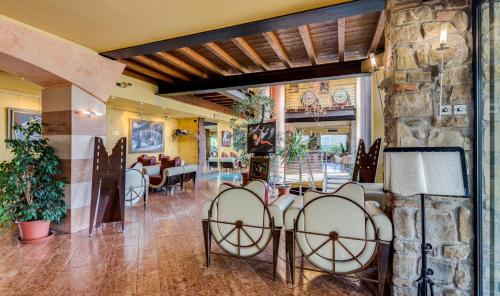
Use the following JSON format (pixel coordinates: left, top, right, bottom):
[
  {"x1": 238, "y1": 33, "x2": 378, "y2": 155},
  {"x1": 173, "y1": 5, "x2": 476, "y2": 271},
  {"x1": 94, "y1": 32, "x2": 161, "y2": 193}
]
[
  {"x1": 298, "y1": 25, "x2": 318, "y2": 66},
  {"x1": 134, "y1": 56, "x2": 190, "y2": 81},
  {"x1": 159, "y1": 60, "x2": 365, "y2": 95},
  {"x1": 263, "y1": 32, "x2": 292, "y2": 68},
  {"x1": 119, "y1": 60, "x2": 173, "y2": 83},
  {"x1": 337, "y1": 18, "x2": 346, "y2": 62},
  {"x1": 154, "y1": 52, "x2": 208, "y2": 78},
  {"x1": 169, "y1": 95, "x2": 240, "y2": 117},
  {"x1": 368, "y1": 11, "x2": 386, "y2": 54},
  {"x1": 177, "y1": 47, "x2": 229, "y2": 76},
  {"x1": 204, "y1": 42, "x2": 250, "y2": 74},
  {"x1": 232, "y1": 37, "x2": 271, "y2": 71},
  {"x1": 101, "y1": 0, "x2": 385, "y2": 59}
]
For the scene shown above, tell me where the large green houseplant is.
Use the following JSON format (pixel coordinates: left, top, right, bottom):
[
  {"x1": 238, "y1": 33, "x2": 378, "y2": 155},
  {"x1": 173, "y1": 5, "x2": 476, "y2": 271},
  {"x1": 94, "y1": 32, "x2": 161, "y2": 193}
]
[
  {"x1": 0, "y1": 121, "x2": 66, "y2": 242},
  {"x1": 275, "y1": 130, "x2": 309, "y2": 195}
]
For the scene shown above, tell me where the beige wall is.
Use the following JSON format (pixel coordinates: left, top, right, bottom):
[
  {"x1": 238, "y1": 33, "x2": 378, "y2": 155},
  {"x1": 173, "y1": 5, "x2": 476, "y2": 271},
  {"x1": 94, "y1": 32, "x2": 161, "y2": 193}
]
[
  {"x1": 176, "y1": 118, "x2": 199, "y2": 164},
  {"x1": 106, "y1": 108, "x2": 178, "y2": 166},
  {"x1": 0, "y1": 89, "x2": 41, "y2": 162},
  {"x1": 217, "y1": 120, "x2": 235, "y2": 157}
]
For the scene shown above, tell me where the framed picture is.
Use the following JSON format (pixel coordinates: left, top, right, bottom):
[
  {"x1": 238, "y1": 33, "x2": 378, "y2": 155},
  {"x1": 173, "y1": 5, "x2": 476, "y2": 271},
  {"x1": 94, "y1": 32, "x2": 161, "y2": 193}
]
[
  {"x1": 249, "y1": 157, "x2": 270, "y2": 181},
  {"x1": 7, "y1": 108, "x2": 42, "y2": 141},
  {"x1": 221, "y1": 130, "x2": 231, "y2": 147},
  {"x1": 288, "y1": 84, "x2": 299, "y2": 93},
  {"x1": 130, "y1": 119, "x2": 164, "y2": 153},
  {"x1": 319, "y1": 81, "x2": 329, "y2": 94},
  {"x1": 247, "y1": 122, "x2": 276, "y2": 154}
]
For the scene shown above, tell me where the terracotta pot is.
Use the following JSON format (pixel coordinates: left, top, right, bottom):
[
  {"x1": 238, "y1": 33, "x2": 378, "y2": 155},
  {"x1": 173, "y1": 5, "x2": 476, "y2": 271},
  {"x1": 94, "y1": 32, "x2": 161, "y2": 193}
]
[
  {"x1": 278, "y1": 187, "x2": 290, "y2": 196},
  {"x1": 17, "y1": 220, "x2": 50, "y2": 241},
  {"x1": 241, "y1": 172, "x2": 250, "y2": 186}
]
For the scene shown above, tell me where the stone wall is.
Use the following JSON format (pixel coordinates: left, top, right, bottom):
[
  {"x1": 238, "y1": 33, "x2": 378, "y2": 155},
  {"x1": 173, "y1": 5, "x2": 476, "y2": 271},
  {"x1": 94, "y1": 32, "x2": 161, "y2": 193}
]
[{"x1": 383, "y1": 1, "x2": 474, "y2": 295}]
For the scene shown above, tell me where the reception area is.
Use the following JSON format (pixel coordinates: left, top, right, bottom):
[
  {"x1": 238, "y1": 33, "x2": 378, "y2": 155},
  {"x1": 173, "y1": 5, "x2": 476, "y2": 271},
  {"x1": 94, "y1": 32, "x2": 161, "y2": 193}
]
[{"x1": 0, "y1": 0, "x2": 497, "y2": 295}]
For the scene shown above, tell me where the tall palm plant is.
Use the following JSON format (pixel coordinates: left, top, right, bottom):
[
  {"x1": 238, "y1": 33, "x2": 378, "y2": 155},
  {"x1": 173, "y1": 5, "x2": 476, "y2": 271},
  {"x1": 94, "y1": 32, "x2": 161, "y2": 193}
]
[{"x1": 276, "y1": 130, "x2": 309, "y2": 187}]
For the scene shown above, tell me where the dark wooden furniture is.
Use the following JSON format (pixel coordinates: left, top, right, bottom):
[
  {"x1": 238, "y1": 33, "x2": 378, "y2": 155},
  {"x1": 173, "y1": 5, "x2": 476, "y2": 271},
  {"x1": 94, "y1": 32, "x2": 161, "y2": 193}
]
[
  {"x1": 89, "y1": 137, "x2": 127, "y2": 236},
  {"x1": 352, "y1": 138, "x2": 382, "y2": 183}
]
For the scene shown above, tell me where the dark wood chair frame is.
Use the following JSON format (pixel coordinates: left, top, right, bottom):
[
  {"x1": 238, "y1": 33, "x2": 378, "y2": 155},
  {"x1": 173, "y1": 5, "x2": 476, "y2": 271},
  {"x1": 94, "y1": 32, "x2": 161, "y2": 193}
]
[
  {"x1": 149, "y1": 169, "x2": 196, "y2": 195},
  {"x1": 352, "y1": 138, "x2": 382, "y2": 183},
  {"x1": 202, "y1": 187, "x2": 282, "y2": 279},
  {"x1": 285, "y1": 193, "x2": 391, "y2": 295}
]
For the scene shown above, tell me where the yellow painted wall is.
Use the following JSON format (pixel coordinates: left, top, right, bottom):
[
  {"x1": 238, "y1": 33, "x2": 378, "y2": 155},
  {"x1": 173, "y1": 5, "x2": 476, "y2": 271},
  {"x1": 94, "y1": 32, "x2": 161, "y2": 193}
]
[
  {"x1": 0, "y1": 89, "x2": 41, "y2": 162},
  {"x1": 106, "y1": 107, "x2": 178, "y2": 166},
  {"x1": 285, "y1": 78, "x2": 358, "y2": 110},
  {"x1": 176, "y1": 118, "x2": 199, "y2": 164},
  {"x1": 217, "y1": 121, "x2": 235, "y2": 157}
]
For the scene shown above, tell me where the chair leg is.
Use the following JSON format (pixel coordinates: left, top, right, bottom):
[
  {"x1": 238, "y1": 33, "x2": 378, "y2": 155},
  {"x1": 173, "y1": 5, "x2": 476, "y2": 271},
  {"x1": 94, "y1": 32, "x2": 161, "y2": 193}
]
[
  {"x1": 378, "y1": 242, "x2": 391, "y2": 296},
  {"x1": 285, "y1": 230, "x2": 295, "y2": 285},
  {"x1": 202, "y1": 219, "x2": 211, "y2": 267},
  {"x1": 271, "y1": 227, "x2": 281, "y2": 280}
]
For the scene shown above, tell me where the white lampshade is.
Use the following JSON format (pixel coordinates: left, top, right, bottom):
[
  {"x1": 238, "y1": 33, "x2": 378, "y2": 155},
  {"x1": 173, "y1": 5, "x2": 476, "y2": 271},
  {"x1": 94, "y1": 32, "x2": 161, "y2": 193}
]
[{"x1": 383, "y1": 147, "x2": 468, "y2": 197}]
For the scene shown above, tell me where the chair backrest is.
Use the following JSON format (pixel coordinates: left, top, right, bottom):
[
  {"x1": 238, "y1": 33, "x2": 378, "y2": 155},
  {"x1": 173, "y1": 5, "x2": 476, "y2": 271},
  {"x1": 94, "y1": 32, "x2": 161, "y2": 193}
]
[
  {"x1": 209, "y1": 182, "x2": 272, "y2": 258},
  {"x1": 137, "y1": 154, "x2": 157, "y2": 166},
  {"x1": 219, "y1": 180, "x2": 269, "y2": 205},
  {"x1": 351, "y1": 138, "x2": 382, "y2": 183},
  {"x1": 296, "y1": 182, "x2": 377, "y2": 274},
  {"x1": 159, "y1": 154, "x2": 170, "y2": 161}
]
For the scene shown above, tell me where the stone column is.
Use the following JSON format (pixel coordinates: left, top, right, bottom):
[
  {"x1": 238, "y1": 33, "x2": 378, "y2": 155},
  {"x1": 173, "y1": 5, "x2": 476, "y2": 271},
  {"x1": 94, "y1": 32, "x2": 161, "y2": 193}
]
[
  {"x1": 42, "y1": 84, "x2": 106, "y2": 233},
  {"x1": 384, "y1": 1, "x2": 474, "y2": 295}
]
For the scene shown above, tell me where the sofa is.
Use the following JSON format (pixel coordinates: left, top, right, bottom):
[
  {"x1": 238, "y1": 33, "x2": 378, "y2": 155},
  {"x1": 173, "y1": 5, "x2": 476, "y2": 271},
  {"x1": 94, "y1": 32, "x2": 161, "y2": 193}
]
[{"x1": 143, "y1": 157, "x2": 196, "y2": 194}]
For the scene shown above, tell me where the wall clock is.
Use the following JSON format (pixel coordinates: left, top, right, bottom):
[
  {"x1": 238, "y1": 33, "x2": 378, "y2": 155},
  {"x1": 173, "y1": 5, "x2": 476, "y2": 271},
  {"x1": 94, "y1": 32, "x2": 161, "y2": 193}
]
[{"x1": 331, "y1": 89, "x2": 349, "y2": 105}]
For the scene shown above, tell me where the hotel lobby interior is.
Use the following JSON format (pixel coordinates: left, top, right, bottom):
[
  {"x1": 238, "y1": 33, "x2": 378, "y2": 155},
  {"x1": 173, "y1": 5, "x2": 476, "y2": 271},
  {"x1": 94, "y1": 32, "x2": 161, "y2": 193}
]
[{"x1": 0, "y1": 0, "x2": 497, "y2": 295}]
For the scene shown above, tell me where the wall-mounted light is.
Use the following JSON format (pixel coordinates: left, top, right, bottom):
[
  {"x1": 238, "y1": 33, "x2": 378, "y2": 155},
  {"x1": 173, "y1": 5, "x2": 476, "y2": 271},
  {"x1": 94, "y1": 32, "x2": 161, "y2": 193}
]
[
  {"x1": 437, "y1": 23, "x2": 449, "y2": 120},
  {"x1": 369, "y1": 53, "x2": 384, "y2": 119},
  {"x1": 116, "y1": 81, "x2": 132, "y2": 88},
  {"x1": 80, "y1": 109, "x2": 104, "y2": 117}
]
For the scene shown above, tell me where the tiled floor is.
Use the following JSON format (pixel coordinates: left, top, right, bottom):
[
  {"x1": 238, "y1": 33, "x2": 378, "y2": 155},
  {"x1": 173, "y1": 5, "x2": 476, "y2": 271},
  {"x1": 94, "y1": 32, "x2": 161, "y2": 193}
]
[{"x1": 0, "y1": 179, "x2": 377, "y2": 295}]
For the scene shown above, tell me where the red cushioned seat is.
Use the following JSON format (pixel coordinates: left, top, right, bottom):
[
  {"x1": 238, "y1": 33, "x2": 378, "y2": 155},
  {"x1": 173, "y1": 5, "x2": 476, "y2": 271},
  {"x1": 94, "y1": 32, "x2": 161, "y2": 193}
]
[{"x1": 149, "y1": 174, "x2": 163, "y2": 186}]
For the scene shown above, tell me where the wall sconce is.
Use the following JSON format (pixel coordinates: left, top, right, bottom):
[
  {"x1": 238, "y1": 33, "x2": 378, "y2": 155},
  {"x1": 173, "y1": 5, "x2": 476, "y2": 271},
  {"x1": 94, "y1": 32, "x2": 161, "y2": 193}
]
[
  {"x1": 437, "y1": 23, "x2": 449, "y2": 120},
  {"x1": 80, "y1": 109, "x2": 104, "y2": 117},
  {"x1": 116, "y1": 81, "x2": 132, "y2": 88},
  {"x1": 370, "y1": 53, "x2": 385, "y2": 117}
]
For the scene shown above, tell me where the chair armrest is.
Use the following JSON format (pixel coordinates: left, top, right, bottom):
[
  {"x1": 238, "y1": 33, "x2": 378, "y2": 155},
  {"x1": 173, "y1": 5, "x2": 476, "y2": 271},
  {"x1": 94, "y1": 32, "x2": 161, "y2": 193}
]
[
  {"x1": 143, "y1": 165, "x2": 160, "y2": 176},
  {"x1": 268, "y1": 194, "x2": 295, "y2": 228},
  {"x1": 284, "y1": 196, "x2": 304, "y2": 230},
  {"x1": 202, "y1": 199, "x2": 214, "y2": 220},
  {"x1": 365, "y1": 201, "x2": 393, "y2": 242}
]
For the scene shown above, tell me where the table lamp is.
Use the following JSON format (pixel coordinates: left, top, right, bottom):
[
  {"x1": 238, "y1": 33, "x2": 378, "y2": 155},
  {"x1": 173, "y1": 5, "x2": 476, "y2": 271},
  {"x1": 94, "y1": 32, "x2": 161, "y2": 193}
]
[{"x1": 383, "y1": 147, "x2": 469, "y2": 296}]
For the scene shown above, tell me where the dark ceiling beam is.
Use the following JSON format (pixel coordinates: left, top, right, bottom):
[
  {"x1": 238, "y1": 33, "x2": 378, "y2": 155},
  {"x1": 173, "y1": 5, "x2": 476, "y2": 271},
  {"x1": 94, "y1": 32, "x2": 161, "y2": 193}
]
[
  {"x1": 232, "y1": 37, "x2": 271, "y2": 70},
  {"x1": 177, "y1": 47, "x2": 229, "y2": 76},
  {"x1": 167, "y1": 95, "x2": 239, "y2": 116},
  {"x1": 101, "y1": 0, "x2": 385, "y2": 59},
  {"x1": 155, "y1": 52, "x2": 208, "y2": 78},
  {"x1": 368, "y1": 11, "x2": 386, "y2": 54},
  {"x1": 298, "y1": 25, "x2": 317, "y2": 65},
  {"x1": 218, "y1": 89, "x2": 248, "y2": 103},
  {"x1": 337, "y1": 18, "x2": 346, "y2": 62},
  {"x1": 159, "y1": 60, "x2": 367, "y2": 95},
  {"x1": 119, "y1": 60, "x2": 174, "y2": 83},
  {"x1": 263, "y1": 32, "x2": 292, "y2": 68},
  {"x1": 203, "y1": 42, "x2": 250, "y2": 73}
]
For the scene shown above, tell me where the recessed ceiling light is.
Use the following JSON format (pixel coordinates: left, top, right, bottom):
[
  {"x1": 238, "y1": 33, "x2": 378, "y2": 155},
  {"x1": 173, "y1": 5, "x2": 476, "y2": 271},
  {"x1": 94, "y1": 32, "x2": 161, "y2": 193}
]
[
  {"x1": 20, "y1": 77, "x2": 25, "y2": 80},
  {"x1": 140, "y1": 102, "x2": 144, "y2": 105},
  {"x1": 162, "y1": 107, "x2": 166, "y2": 110}
]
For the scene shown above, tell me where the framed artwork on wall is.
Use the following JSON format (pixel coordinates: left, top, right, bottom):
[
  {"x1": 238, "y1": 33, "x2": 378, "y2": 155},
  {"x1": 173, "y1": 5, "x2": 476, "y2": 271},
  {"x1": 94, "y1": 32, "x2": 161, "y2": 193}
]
[
  {"x1": 288, "y1": 84, "x2": 299, "y2": 93},
  {"x1": 130, "y1": 119, "x2": 164, "y2": 153},
  {"x1": 7, "y1": 108, "x2": 42, "y2": 141},
  {"x1": 319, "y1": 81, "x2": 329, "y2": 94},
  {"x1": 247, "y1": 122, "x2": 276, "y2": 154},
  {"x1": 249, "y1": 157, "x2": 270, "y2": 181},
  {"x1": 221, "y1": 130, "x2": 231, "y2": 147}
]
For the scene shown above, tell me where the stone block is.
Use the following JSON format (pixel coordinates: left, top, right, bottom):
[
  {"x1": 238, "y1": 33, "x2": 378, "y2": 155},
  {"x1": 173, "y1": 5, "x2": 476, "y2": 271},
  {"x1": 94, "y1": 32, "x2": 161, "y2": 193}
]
[
  {"x1": 422, "y1": 22, "x2": 458, "y2": 41},
  {"x1": 428, "y1": 128, "x2": 466, "y2": 147},
  {"x1": 393, "y1": 253, "x2": 418, "y2": 278},
  {"x1": 395, "y1": 70, "x2": 408, "y2": 83},
  {"x1": 393, "y1": 91, "x2": 433, "y2": 118},
  {"x1": 414, "y1": 43, "x2": 430, "y2": 67},
  {"x1": 436, "y1": 10, "x2": 469, "y2": 31},
  {"x1": 396, "y1": 47, "x2": 418, "y2": 69},
  {"x1": 393, "y1": 207, "x2": 416, "y2": 239},
  {"x1": 394, "y1": 24, "x2": 422, "y2": 43},
  {"x1": 416, "y1": 207, "x2": 457, "y2": 243},
  {"x1": 443, "y1": 66, "x2": 472, "y2": 86},
  {"x1": 396, "y1": 118, "x2": 430, "y2": 146},
  {"x1": 393, "y1": 6, "x2": 433, "y2": 26},
  {"x1": 407, "y1": 71, "x2": 433, "y2": 82},
  {"x1": 430, "y1": 34, "x2": 469, "y2": 66},
  {"x1": 439, "y1": 115, "x2": 470, "y2": 128},
  {"x1": 443, "y1": 244, "x2": 470, "y2": 261},
  {"x1": 454, "y1": 263, "x2": 473, "y2": 289},
  {"x1": 443, "y1": 289, "x2": 471, "y2": 296},
  {"x1": 450, "y1": 85, "x2": 472, "y2": 104},
  {"x1": 395, "y1": 83, "x2": 417, "y2": 91},
  {"x1": 393, "y1": 286, "x2": 418, "y2": 296},
  {"x1": 458, "y1": 207, "x2": 473, "y2": 242},
  {"x1": 425, "y1": 258, "x2": 455, "y2": 284},
  {"x1": 394, "y1": 239, "x2": 421, "y2": 254}
]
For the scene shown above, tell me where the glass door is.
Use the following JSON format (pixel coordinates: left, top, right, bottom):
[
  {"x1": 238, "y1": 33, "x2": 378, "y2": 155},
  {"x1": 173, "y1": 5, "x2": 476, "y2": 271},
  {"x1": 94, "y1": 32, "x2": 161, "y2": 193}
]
[{"x1": 477, "y1": 1, "x2": 500, "y2": 294}]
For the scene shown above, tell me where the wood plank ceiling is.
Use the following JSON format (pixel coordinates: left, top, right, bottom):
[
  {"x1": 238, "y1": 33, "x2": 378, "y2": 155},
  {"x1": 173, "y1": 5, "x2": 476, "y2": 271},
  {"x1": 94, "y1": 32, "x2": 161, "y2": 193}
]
[{"x1": 109, "y1": 9, "x2": 385, "y2": 109}]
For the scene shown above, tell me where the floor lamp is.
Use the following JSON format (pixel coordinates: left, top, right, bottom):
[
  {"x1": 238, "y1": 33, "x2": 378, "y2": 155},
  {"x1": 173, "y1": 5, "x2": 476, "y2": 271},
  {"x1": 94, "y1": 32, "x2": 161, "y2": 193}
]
[{"x1": 383, "y1": 147, "x2": 469, "y2": 296}]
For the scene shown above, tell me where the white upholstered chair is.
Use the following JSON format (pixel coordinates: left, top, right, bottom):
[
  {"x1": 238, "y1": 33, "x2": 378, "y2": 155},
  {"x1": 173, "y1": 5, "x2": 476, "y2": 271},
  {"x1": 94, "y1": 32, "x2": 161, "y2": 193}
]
[
  {"x1": 125, "y1": 162, "x2": 149, "y2": 209},
  {"x1": 202, "y1": 180, "x2": 295, "y2": 279},
  {"x1": 284, "y1": 182, "x2": 393, "y2": 294}
]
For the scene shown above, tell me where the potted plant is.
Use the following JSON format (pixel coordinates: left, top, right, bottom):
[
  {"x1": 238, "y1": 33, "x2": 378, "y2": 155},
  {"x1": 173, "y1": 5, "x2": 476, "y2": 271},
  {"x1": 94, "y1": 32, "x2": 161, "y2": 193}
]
[
  {"x1": 0, "y1": 121, "x2": 66, "y2": 242},
  {"x1": 276, "y1": 130, "x2": 309, "y2": 196}
]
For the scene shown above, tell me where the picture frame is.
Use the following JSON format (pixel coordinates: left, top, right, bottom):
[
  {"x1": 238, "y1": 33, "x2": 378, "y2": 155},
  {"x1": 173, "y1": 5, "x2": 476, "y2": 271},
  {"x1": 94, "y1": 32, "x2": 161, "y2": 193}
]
[
  {"x1": 7, "y1": 108, "x2": 42, "y2": 141},
  {"x1": 129, "y1": 119, "x2": 164, "y2": 153},
  {"x1": 249, "y1": 156, "x2": 270, "y2": 181},
  {"x1": 319, "y1": 81, "x2": 329, "y2": 94},
  {"x1": 221, "y1": 130, "x2": 231, "y2": 147},
  {"x1": 247, "y1": 121, "x2": 276, "y2": 154},
  {"x1": 288, "y1": 84, "x2": 299, "y2": 93}
]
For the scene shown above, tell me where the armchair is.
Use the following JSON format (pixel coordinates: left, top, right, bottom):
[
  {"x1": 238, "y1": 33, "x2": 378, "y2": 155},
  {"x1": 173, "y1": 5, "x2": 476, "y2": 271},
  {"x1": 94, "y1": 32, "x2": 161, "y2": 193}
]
[
  {"x1": 137, "y1": 154, "x2": 157, "y2": 166},
  {"x1": 202, "y1": 180, "x2": 294, "y2": 279},
  {"x1": 125, "y1": 162, "x2": 148, "y2": 209},
  {"x1": 284, "y1": 182, "x2": 392, "y2": 294}
]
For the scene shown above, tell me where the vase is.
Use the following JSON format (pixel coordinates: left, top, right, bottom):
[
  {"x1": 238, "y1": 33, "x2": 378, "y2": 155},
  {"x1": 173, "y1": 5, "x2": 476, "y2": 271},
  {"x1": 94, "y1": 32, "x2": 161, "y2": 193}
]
[
  {"x1": 17, "y1": 220, "x2": 51, "y2": 242},
  {"x1": 278, "y1": 187, "x2": 290, "y2": 196}
]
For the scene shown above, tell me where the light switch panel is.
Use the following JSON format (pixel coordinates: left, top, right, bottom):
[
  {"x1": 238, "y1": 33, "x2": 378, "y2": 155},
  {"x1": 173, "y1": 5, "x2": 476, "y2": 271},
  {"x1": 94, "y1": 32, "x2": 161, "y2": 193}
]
[
  {"x1": 453, "y1": 104, "x2": 467, "y2": 115},
  {"x1": 440, "y1": 105, "x2": 452, "y2": 116}
]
